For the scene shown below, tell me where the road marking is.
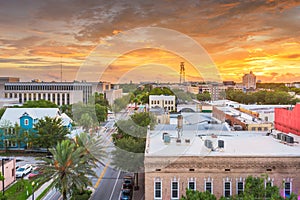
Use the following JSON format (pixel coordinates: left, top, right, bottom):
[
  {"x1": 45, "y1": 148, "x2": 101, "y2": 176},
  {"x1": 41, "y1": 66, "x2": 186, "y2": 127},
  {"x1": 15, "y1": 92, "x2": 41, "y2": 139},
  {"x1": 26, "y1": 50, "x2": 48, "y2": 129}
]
[
  {"x1": 109, "y1": 170, "x2": 121, "y2": 200},
  {"x1": 94, "y1": 162, "x2": 109, "y2": 189},
  {"x1": 93, "y1": 131, "x2": 113, "y2": 189}
]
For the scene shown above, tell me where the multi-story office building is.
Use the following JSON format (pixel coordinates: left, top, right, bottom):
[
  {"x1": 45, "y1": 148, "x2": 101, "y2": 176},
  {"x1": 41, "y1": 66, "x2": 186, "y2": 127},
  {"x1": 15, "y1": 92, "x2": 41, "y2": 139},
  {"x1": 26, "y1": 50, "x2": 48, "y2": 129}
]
[
  {"x1": 242, "y1": 71, "x2": 256, "y2": 90},
  {"x1": 0, "y1": 78, "x2": 121, "y2": 106},
  {"x1": 144, "y1": 113, "x2": 300, "y2": 199},
  {"x1": 149, "y1": 95, "x2": 176, "y2": 112},
  {"x1": 3, "y1": 81, "x2": 92, "y2": 105}
]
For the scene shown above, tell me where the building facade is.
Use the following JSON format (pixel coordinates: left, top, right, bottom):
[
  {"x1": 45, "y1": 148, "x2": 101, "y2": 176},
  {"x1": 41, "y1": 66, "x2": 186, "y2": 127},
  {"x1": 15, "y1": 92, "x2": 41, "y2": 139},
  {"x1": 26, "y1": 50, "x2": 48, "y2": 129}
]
[
  {"x1": 3, "y1": 82, "x2": 92, "y2": 105},
  {"x1": 275, "y1": 104, "x2": 300, "y2": 136},
  {"x1": 0, "y1": 108, "x2": 72, "y2": 150},
  {"x1": 212, "y1": 106, "x2": 272, "y2": 131},
  {"x1": 149, "y1": 95, "x2": 176, "y2": 112},
  {"x1": 0, "y1": 158, "x2": 16, "y2": 191},
  {"x1": 145, "y1": 119, "x2": 300, "y2": 199},
  {"x1": 242, "y1": 71, "x2": 256, "y2": 90}
]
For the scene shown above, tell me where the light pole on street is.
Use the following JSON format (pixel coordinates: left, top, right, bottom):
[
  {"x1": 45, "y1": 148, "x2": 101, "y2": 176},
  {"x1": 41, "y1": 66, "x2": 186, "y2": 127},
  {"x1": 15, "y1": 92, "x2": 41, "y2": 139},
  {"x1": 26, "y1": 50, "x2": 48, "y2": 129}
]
[{"x1": 31, "y1": 181, "x2": 35, "y2": 200}]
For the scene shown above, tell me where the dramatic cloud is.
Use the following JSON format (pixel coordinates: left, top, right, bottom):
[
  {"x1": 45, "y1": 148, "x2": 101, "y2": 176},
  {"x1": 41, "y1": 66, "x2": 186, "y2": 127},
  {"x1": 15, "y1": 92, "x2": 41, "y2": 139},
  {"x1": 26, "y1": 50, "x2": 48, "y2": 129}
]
[{"x1": 0, "y1": 0, "x2": 299, "y2": 82}]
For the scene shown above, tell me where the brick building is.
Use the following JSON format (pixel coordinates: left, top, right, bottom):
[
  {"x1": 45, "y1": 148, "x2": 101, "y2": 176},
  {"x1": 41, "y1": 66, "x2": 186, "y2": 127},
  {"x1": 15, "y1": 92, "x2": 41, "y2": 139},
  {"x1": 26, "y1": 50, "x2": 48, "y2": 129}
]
[{"x1": 144, "y1": 114, "x2": 300, "y2": 199}]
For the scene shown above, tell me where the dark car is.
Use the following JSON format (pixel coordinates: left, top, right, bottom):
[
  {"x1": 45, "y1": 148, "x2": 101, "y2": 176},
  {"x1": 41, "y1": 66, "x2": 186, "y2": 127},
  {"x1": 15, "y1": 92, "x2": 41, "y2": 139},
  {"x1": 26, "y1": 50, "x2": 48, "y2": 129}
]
[
  {"x1": 122, "y1": 176, "x2": 133, "y2": 189},
  {"x1": 120, "y1": 189, "x2": 132, "y2": 200}
]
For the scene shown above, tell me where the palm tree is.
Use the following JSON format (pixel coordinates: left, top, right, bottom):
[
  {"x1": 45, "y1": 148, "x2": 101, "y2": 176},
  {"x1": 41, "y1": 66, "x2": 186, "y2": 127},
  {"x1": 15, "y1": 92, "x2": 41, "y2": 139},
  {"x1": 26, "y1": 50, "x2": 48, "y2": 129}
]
[
  {"x1": 74, "y1": 132, "x2": 107, "y2": 166},
  {"x1": 40, "y1": 140, "x2": 97, "y2": 200}
]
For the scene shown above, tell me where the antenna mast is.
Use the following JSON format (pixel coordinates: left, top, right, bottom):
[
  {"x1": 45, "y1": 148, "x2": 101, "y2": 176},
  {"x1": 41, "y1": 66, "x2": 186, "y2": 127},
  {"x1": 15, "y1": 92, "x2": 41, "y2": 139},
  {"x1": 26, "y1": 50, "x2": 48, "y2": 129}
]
[
  {"x1": 60, "y1": 56, "x2": 62, "y2": 82},
  {"x1": 180, "y1": 62, "x2": 185, "y2": 84}
]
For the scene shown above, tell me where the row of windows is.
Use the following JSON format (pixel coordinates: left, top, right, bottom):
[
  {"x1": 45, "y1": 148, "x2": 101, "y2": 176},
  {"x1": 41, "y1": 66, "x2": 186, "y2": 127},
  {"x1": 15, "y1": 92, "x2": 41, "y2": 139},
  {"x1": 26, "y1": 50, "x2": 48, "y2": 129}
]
[
  {"x1": 151, "y1": 100, "x2": 175, "y2": 105},
  {"x1": 154, "y1": 179, "x2": 292, "y2": 199},
  {"x1": 5, "y1": 84, "x2": 92, "y2": 91},
  {"x1": 4, "y1": 92, "x2": 70, "y2": 105},
  {"x1": 251, "y1": 127, "x2": 269, "y2": 131},
  {"x1": 3, "y1": 128, "x2": 16, "y2": 135},
  {"x1": 3, "y1": 140, "x2": 17, "y2": 147}
]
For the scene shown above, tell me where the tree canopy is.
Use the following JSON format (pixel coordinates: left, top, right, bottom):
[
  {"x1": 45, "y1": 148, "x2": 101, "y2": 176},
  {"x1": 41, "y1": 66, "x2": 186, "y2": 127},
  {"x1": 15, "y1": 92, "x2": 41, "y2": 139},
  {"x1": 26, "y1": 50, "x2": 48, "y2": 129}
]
[
  {"x1": 197, "y1": 91, "x2": 211, "y2": 101},
  {"x1": 21, "y1": 100, "x2": 58, "y2": 108},
  {"x1": 33, "y1": 117, "x2": 69, "y2": 150},
  {"x1": 226, "y1": 89, "x2": 299, "y2": 105}
]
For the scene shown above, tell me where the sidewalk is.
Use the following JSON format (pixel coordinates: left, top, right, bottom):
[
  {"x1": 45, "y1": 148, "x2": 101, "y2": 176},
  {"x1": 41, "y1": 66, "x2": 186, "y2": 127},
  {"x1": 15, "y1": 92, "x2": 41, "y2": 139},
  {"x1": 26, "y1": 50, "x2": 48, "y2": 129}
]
[
  {"x1": 27, "y1": 179, "x2": 54, "y2": 200},
  {"x1": 133, "y1": 173, "x2": 145, "y2": 200}
]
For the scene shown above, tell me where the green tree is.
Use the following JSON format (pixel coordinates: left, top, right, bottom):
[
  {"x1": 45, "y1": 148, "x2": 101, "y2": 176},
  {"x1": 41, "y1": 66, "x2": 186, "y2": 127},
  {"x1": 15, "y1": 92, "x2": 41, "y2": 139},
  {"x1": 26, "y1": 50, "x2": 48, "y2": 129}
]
[
  {"x1": 40, "y1": 140, "x2": 97, "y2": 200},
  {"x1": 22, "y1": 100, "x2": 58, "y2": 108},
  {"x1": 0, "y1": 108, "x2": 6, "y2": 119},
  {"x1": 180, "y1": 189, "x2": 217, "y2": 200},
  {"x1": 60, "y1": 104, "x2": 73, "y2": 118},
  {"x1": 95, "y1": 104, "x2": 107, "y2": 122},
  {"x1": 112, "y1": 112, "x2": 156, "y2": 189},
  {"x1": 88, "y1": 92, "x2": 109, "y2": 107},
  {"x1": 112, "y1": 94, "x2": 132, "y2": 112},
  {"x1": 79, "y1": 113, "x2": 95, "y2": 132},
  {"x1": 33, "y1": 117, "x2": 69, "y2": 150},
  {"x1": 197, "y1": 91, "x2": 211, "y2": 101},
  {"x1": 74, "y1": 132, "x2": 107, "y2": 165}
]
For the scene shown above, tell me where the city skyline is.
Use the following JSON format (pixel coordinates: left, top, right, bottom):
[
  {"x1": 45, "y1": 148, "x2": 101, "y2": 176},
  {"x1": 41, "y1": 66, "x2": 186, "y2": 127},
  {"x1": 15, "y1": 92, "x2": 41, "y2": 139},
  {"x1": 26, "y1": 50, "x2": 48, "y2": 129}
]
[{"x1": 0, "y1": 0, "x2": 299, "y2": 83}]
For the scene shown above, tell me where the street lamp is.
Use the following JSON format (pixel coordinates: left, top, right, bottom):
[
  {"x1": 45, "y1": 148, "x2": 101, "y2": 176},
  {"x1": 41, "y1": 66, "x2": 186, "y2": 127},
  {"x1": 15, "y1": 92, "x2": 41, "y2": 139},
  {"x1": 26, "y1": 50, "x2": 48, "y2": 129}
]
[{"x1": 31, "y1": 181, "x2": 35, "y2": 200}]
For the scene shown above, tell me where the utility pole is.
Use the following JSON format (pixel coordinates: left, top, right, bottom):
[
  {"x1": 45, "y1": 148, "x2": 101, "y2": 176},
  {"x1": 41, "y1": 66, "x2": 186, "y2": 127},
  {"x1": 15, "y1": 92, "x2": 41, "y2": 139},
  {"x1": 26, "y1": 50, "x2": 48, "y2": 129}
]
[{"x1": 1, "y1": 159, "x2": 4, "y2": 195}]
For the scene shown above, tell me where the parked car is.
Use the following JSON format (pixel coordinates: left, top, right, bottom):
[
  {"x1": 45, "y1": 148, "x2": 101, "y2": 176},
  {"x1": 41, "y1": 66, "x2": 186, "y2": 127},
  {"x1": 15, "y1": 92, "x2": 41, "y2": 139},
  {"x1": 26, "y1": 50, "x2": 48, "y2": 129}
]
[
  {"x1": 28, "y1": 167, "x2": 42, "y2": 179},
  {"x1": 16, "y1": 164, "x2": 32, "y2": 178},
  {"x1": 122, "y1": 176, "x2": 133, "y2": 189},
  {"x1": 120, "y1": 189, "x2": 132, "y2": 200}
]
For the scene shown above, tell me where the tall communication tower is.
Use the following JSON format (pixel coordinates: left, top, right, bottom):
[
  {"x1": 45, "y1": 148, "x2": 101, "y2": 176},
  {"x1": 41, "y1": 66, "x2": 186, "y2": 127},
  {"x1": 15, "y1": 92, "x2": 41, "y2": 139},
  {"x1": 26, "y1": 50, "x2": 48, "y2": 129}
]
[
  {"x1": 179, "y1": 62, "x2": 185, "y2": 84},
  {"x1": 60, "y1": 56, "x2": 63, "y2": 82}
]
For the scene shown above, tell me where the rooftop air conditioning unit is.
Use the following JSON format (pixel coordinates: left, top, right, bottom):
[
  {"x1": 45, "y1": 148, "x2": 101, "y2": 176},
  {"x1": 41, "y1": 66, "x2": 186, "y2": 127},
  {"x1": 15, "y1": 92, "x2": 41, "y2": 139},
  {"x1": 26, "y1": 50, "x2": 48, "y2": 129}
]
[
  {"x1": 286, "y1": 135, "x2": 294, "y2": 144},
  {"x1": 162, "y1": 133, "x2": 171, "y2": 143},
  {"x1": 218, "y1": 140, "x2": 224, "y2": 148}
]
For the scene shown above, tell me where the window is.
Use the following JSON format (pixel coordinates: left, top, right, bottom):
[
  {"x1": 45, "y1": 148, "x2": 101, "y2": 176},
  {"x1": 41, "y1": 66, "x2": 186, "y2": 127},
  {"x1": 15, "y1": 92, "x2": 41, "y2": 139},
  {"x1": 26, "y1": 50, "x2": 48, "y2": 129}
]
[
  {"x1": 264, "y1": 127, "x2": 268, "y2": 131},
  {"x1": 188, "y1": 181, "x2": 196, "y2": 191},
  {"x1": 252, "y1": 127, "x2": 256, "y2": 131},
  {"x1": 224, "y1": 182, "x2": 231, "y2": 197},
  {"x1": 237, "y1": 182, "x2": 244, "y2": 195},
  {"x1": 284, "y1": 182, "x2": 291, "y2": 197},
  {"x1": 154, "y1": 181, "x2": 162, "y2": 199},
  {"x1": 205, "y1": 181, "x2": 212, "y2": 194},
  {"x1": 258, "y1": 127, "x2": 262, "y2": 131},
  {"x1": 171, "y1": 181, "x2": 179, "y2": 199},
  {"x1": 24, "y1": 119, "x2": 29, "y2": 125}
]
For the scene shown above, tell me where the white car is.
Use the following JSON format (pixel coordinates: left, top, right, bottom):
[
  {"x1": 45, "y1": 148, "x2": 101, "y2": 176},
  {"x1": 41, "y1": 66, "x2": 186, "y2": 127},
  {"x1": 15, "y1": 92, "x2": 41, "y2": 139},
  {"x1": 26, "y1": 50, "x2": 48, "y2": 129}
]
[{"x1": 16, "y1": 164, "x2": 32, "y2": 178}]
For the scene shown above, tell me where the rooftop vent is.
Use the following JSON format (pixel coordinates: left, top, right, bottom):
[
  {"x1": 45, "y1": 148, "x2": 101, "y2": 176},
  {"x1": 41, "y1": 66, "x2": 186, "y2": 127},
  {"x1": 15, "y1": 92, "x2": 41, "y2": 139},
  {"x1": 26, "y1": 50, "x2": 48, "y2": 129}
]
[
  {"x1": 204, "y1": 139, "x2": 213, "y2": 149},
  {"x1": 185, "y1": 139, "x2": 190, "y2": 143}
]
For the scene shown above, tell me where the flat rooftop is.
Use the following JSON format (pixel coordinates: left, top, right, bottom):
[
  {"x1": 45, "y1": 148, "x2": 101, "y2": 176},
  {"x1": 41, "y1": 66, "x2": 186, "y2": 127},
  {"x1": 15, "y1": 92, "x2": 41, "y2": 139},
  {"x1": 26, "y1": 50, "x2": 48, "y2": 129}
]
[{"x1": 145, "y1": 114, "x2": 300, "y2": 157}]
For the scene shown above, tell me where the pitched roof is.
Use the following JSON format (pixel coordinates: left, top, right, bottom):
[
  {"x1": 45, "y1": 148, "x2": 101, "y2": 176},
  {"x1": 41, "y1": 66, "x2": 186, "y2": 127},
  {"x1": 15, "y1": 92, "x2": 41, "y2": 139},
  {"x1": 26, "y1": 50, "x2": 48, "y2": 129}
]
[{"x1": 0, "y1": 108, "x2": 71, "y2": 126}]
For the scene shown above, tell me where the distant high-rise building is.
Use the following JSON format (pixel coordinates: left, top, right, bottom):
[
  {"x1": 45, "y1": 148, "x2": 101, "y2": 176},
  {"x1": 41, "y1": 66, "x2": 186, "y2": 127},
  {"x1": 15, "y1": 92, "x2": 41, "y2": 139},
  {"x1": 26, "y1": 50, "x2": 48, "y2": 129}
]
[{"x1": 242, "y1": 71, "x2": 256, "y2": 90}]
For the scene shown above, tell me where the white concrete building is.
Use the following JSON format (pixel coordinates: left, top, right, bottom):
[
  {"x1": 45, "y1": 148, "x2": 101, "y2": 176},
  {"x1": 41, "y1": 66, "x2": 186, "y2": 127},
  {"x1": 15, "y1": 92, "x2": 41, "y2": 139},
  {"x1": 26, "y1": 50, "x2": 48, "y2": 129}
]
[{"x1": 149, "y1": 95, "x2": 176, "y2": 112}]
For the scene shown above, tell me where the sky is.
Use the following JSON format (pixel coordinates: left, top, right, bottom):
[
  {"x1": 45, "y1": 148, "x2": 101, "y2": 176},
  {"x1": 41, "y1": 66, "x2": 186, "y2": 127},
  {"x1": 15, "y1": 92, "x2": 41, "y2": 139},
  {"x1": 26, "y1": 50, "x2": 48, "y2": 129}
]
[{"x1": 0, "y1": 0, "x2": 299, "y2": 83}]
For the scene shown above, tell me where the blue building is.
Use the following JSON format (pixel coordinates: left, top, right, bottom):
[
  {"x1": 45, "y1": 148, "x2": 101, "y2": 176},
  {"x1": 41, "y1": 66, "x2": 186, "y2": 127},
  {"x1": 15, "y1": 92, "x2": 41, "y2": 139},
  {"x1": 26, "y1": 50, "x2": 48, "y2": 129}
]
[{"x1": 0, "y1": 108, "x2": 72, "y2": 150}]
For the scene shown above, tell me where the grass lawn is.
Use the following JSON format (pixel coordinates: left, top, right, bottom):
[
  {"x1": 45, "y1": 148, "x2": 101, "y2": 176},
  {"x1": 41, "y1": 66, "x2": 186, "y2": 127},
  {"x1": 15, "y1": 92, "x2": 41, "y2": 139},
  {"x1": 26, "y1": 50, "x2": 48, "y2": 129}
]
[
  {"x1": 5, "y1": 179, "x2": 33, "y2": 200},
  {"x1": 5, "y1": 177, "x2": 47, "y2": 200}
]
